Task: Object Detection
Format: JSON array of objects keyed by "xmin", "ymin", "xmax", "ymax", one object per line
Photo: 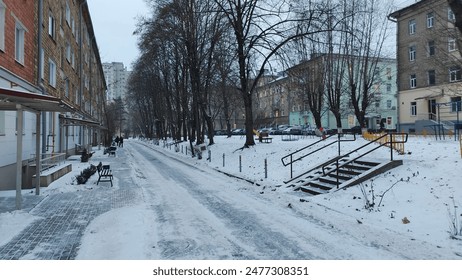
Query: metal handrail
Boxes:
[
  {"xmin": 281, "ymin": 133, "xmax": 357, "ymax": 180},
  {"xmin": 320, "ymin": 133, "xmax": 408, "ymax": 184},
  {"xmin": 281, "ymin": 134, "xmax": 336, "ymax": 166},
  {"xmin": 28, "ymin": 153, "xmax": 66, "ymax": 173},
  {"xmin": 284, "ymin": 132, "xmax": 407, "ymax": 184}
]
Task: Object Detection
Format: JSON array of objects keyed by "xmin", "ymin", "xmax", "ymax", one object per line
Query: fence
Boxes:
[{"xmin": 363, "ymin": 132, "xmax": 406, "ymax": 154}]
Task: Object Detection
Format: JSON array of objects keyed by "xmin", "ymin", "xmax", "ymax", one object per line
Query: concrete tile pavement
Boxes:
[{"xmin": 0, "ymin": 146, "xmax": 141, "ymax": 260}]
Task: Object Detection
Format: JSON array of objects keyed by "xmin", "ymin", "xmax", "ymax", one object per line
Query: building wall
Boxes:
[
  {"xmin": 103, "ymin": 62, "xmax": 130, "ymax": 101},
  {"xmin": 257, "ymin": 56, "xmax": 398, "ymax": 131},
  {"xmin": 0, "ymin": 0, "xmax": 106, "ymax": 190},
  {"xmin": 0, "ymin": 0, "xmax": 36, "ymax": 84},
  {"xmin": 391, "ymin": 0, "xmax": 462, "ymax": 132}
]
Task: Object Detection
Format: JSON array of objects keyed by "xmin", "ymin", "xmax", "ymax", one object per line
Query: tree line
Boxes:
[{"xmin": 124, "ymin": 0, "xmax": 395, "ymax": 151}]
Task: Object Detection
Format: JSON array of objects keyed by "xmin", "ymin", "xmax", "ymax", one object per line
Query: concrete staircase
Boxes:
[{"xmin": 286, "ymin": 158, "xmax": 403, "ymax": 195}]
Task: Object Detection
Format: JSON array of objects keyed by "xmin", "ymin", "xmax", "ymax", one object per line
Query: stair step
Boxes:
[
  {"xmin": 343, "ymin": 163, "xmax": 372, "ymax": 171},
  {"xmin": 327, "ymin": 173, "xmax": 353, "ymax": 181},
  {"xmin": 299, "ymin": 185, "xmax": 328, "ymax": 195},
  {"xmin": 337, "ymin": 168, "xmax": 361, "ymax": 176},
  {"xmin": 319, "ymin": 177, "xmax": 345, "ymax": 185},
  {"xmin": 306, "ymin": 181, "xmax": 335, "ymax": 191},
  {"xmin": 353, "ymin": 160, "xmax": 380, "ymax": 167}
]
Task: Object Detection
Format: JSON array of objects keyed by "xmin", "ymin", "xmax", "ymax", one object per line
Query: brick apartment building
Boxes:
[
  {"xmin": 0, "ymin": 0, "xmax": 106, "ymax": 191},
  {"xmin": 389, "ymin": 0, "xmax": 462, "ymax": 134}
]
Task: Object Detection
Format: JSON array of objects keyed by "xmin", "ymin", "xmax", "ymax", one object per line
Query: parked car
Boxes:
[
  {"xmin": 302, "ymin": 127, "xmax": 316, "ymax": 135},
  {"xmin": 283, "ymin": 126, "xmax": 302, "ymax": 135},
  {"xmin": 231, "ymin": 128, "xmax": 245, "ymax": 135}
]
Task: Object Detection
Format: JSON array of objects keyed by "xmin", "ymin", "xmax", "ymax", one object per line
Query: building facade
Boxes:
[
  {"xmin": 390, "ymin": 0, "xmax": 462, "ymax": 133},
  {"xmin": 103, "ymin": 62, "xmax": 130, "ymax": 101},
  {"xmin": 254, "ymin": 56, "xmax": 398, "ymax": 132},
  {"xmin": 0, "ymin": 0, "xmax": 106, "ymax": 190}
]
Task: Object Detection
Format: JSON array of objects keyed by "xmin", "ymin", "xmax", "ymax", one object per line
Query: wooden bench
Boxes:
[
  {"xmin": 261, "ymin": 137, "xmax": 273, "ymax": 143},
  {"xmin": 96, "ymin": 162, "xmax": 113, "ymax": 187}
]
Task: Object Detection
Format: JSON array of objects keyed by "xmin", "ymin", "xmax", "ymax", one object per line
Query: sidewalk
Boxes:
[{"xmin": 0, "ymin": 146, "xmax": 140, "ymax": 260}]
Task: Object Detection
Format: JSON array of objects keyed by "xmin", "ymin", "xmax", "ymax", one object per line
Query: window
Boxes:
[
  {"xmin": 65, "ymin": 1, "xmax": 71, "ymax": 25},
  {"xmin": 15, "ymin": 22, "xmax": 25, "ymax": 64},
  {"xmin": 386, "ymin": 67, "xmax": 392, "ymax": 80},
  {"xmin": 66, "ymin": 41, "xmax": 71, "ymax": 62},
  {"xmin": 427, "ymin": 40, "xmax": 435, "ymax": 56},
  {"xmin": 387, "ymin": 100, "xmax": 392, "ymax": 109},
  {"xmin": 411, "ymin": 102, "xmax": 417, "ymax": 116},
  {"xmin": 65, "ymin": 78, "xmax": 70, "ymax": 97},
  {"xmin": 410, "ymin": 74, "xmax": 417, "ymax": 88},
  {"xmin": 40, "ymin": 48, "xmax": 45, "ymax": 79},
  {"xmin": 428, "ymin": 70, "xmax": 436, "ymax": 86},
  {"xmin": 427, "ymin": 12, "xmax": 434, "ymax": 28},
  {"xmin": 0, "ymin": 2, "xmax": 5, "ymax": 51},
  {"xmin": 449, "ymin": 37, "xmax": 457, "ymax": 52},
  {"xmin": 450, "ymin": 67, "xmax": 461, "ymax": 82},
  {"xmin": 409, "ymin": 45, "xmax": 416, "ymax": 61},
  {"xmin": 451, "ymin": 97, "xmax": 461, "ymax": 112},
  {"xmin": 49, "ymin": 59, "xmax": 56, "ymax": 87},
  {"xmin": 449, "ymin": 8, "xmax": 456, "ymax": 22},
  {"xmin": 409, "ymin": 19, "xmax": 416, "ymax": 34},
  {"xmin": 48, "ymin": 10, "xmax": 55, "ymax": 39},
  {"xmin": 386, "ymin": 83, "xmax": 392, "ymax": 92}
]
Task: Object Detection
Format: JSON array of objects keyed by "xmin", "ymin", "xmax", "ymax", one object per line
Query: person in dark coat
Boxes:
[
  {"xmin": 114, "ymin": 136, "xmax": 120, "ymax": 147},
  {"xmin": 119, "ymin": 136, "xmax": 123, "ymax": 147}
]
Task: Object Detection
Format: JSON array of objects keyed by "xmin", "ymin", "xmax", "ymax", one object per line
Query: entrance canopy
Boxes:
[
  {"xmin": 0, "ymin": 87, "xmax": 74, "ymax": 112},
  {"xmin": 0, "ymin": 87, "xmax": 74, "ymax": 210}
]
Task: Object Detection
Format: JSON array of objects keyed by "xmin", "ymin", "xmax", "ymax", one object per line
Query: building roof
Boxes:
[{"xmin": 389, "ymin": 0, "xmax": 432, "ymax": 19}]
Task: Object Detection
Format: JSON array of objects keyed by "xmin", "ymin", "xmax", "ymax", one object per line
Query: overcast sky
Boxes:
[
  {"xmin": 87, "ymin": 0, "xmax": 150, "ymax": 70},
  {"xmin": 86, "ymin": 0, "xmax": 416, "ymax": 71}
]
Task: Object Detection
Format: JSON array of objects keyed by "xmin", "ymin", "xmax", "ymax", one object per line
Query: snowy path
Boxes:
[{"xmin": 120, "ymin": 141, "xmax": 457, "ymax": 259}]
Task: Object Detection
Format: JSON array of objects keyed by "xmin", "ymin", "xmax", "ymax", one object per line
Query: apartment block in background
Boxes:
[{"xmin": 390, "ymin": 0, "xmax": 462, "ymax": 134}]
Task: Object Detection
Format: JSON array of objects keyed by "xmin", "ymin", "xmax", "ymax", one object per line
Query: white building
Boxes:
[{"xmin": 103, "ymin": 62, "xmax": 131, "ymax": 101}]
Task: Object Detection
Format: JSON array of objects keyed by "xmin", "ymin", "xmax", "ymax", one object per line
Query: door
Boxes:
[{"xmin": 428, "ymin": 99, "xmax": 437, "ymax": 120}]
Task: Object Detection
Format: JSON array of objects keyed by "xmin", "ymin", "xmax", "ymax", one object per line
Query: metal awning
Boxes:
[
  {"xmin": 0, "ymin": 87, "xmax": 74, "ymax": 210},
  {"xmin": 59, "ymin": 115, "xmax": 101, "ymax": 127},
  {"xmin": 0, "ymin": 87, "xmax": 74, "ymax": 112}
]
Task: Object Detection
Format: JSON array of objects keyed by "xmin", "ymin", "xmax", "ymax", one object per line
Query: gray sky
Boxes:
[
  {"xmin": 86, "ymin": 0, "xmax": 416, "ymax": 71},
  {"xmin": 87, "ymin": 0, "xmax": 150, "ymax": 70}
]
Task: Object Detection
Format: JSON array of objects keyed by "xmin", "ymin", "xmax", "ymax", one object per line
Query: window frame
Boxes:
[
  {"xmin": 427, "ymin": 12, "xmax": 434, "ymax": 28},
  {"xmin": 448, "ymin": 37, "xmax": 457, "ymax": 52},
  {"xmin": 409, "ymin": 45, "xmax": 416, "ymax": 61},
  {"xmin": 48, "ymin": 10, "xmax": 56, "ymax": 39},
  {"xmin": 0, "ymin": 2, "xmax": 5, "ymax": 52},
  {"xmin": 427, "ymin": 40, "xmax": 435, "ymax": 56},
  {"xmin": 449, "ymin": 67, "xmax": 461, "ymax": 82},
  {"xmin": 451, "ymin": 97, "xmax": 461, "ymax": 112},
  {"xmin": 49, "ymin": 59, "xmax": 57, "ymax": 88},
  {"xmin": 410, "ymin": 102, "xmax": 417, "ymax": 116},
  {"xmin": 449, "ymin": 8, "xmax": 456, "ymax": 22},
  {"xmin": 410, "ymin": 74, "xmax": 417, "ymax": 88},
  {"xmin": 428, "ymin": 70, "xmax": 436, "ymax": 86},
  {"xmin": 408, "ymin": 19, "xmax": 416, "ymax": 35},
  {"xmin": 15, "ymin": 21, "xmax": 26, "ymax": 64}
]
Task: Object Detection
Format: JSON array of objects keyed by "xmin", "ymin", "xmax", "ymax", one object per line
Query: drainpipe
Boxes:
[
  {"xmin": 37, "ymin": 0, "xmax": 47, "ymax": 155},
  {"xmin": 36, "ymin": 0, "xmax": 44, "ymax": 196}
]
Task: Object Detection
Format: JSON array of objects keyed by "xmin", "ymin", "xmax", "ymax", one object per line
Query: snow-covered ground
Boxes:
[{"xmin": 1, "ymin": 134, "xmax": 461, "ymax": 261}]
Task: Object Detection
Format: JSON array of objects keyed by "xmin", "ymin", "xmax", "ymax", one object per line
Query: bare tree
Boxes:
[
  {"xmin": 212, "ymin": 0, "xmax": 342, "ymax": 147},
  {"xmin": 344, "ymin": 0, "xmax": 393, "ymax": 128}
]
